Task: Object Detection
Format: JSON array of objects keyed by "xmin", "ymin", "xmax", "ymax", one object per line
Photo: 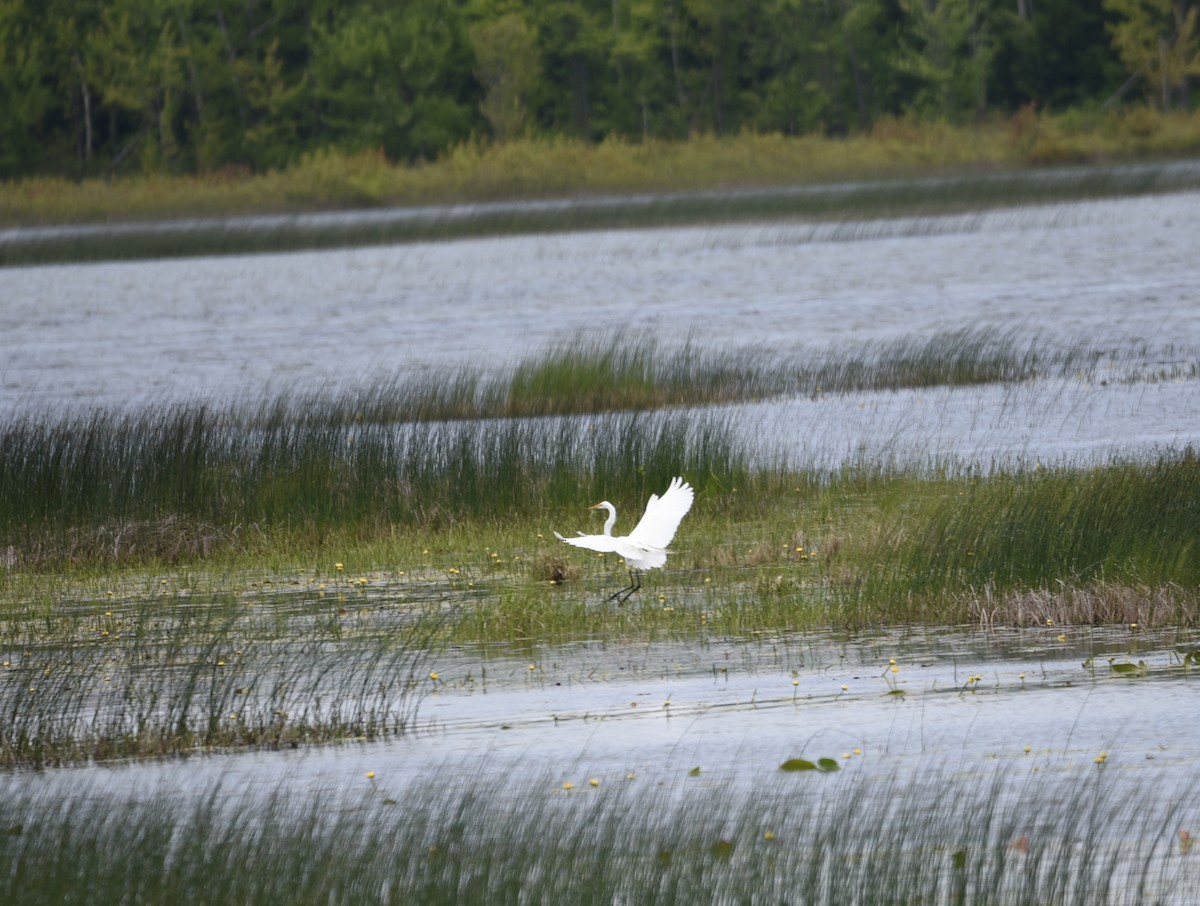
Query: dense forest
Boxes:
[{"xmin": 0, "ymin": 0, "xmax": 1197, "ymax": 180}]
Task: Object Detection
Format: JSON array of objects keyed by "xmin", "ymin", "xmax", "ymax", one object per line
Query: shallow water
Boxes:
[{"xmin": 8, "ymin": 625, "xmax": 1197, "ymax": 797}]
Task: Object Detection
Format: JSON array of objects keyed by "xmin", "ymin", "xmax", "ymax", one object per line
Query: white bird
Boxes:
[{"xmin": 555, "ymin": 477, "xmax": 694, "ymax": 603}]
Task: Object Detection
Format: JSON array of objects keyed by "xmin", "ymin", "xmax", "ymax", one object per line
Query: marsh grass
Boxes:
[
  {"xmin": 897, "ymin": 453, "xmax": 1200, "ymax": 597},
  {"xmin": 2, "ymin": 759, "xmax": 1195, "ymax": 903},
  {"xmin": 0, "ymin": 590, "xmax": 443, "ymax": 768},
  {"xmin": 0, "ymin": 327, "xmax": 1165, "ymax": 570}
]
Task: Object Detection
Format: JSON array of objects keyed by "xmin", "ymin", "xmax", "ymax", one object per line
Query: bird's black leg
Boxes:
[{"xmin": 609, "ymin": 569, "xmax": 641, "ymax": 604}]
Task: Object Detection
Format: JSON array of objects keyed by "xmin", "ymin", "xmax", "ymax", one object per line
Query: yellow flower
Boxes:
[
  {"xmin": 763, "ymin": 830, "xmax": 776, "ymax": 842},
  {"xmin": 1095, "ymin": 752, "xmax": 1108, "ymax": 764},
  {"xmin": 335, "ymin": 562, "xmax": 344, "ymax": 571},
  {"xmin": 562, "ymin": 781, "xmax": 574, "ymax": 790},
  {"xmin": 840, "ymin": 684, "xmax": 849, "ymax": 691},
  {"xmin": 429, "ymin": 672, "xmax": 439, "ymax": 681},
  {"xmin": 589, "ymin": 778, "xmax": 600, "ymax": 788},
  {"xmin": 366, "ymin": 771, "xmax": 376, "ymax": 779}
]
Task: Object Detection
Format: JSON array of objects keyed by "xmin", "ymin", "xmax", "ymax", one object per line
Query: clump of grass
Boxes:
[
  {"xmin": 251, "ymin": 327, "xmax": 1170, "ymax": 428},
  {"xmin": 0, "ymin": 591, "xmax": 443, "ymax": 769},
  {"xmin": 1, "ymin": 759, "xmax": 1195, "ymax": 903},
  {"xmin": 504, "ymin": 332, "xmax": 763, "ymax": 415},
  {"xmin": 967, "ymin": 580, "xmax": 1198, "ymax": 628},
  {"xmin": 897, "ymin": 451, "xmax": 1200, "ymax": 597},
  {"xmin": 0, "ymin": 402, "xmax": 748, "ymax": 569}
]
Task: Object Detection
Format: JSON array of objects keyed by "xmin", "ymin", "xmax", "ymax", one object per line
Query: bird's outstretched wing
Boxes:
[
  {"xmin": 626, "ymin": 477, "xmax": 694, "ymax": 550},
  {"xmin": 554, "ymin": 531, "xmax": 623, "ymax": 553}
]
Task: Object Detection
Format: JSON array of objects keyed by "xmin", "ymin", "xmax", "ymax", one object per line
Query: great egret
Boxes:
[{"xmin": 554, "ymin": 477, "xmax": 694, "ymax": 603}]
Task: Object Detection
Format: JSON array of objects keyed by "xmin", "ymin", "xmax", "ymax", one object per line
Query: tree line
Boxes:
[{"xmin": 0, "ymin": 0, "xmax": 1196, "ymax": 180}]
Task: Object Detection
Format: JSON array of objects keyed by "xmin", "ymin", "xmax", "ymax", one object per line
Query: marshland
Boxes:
[{"xmin": 4, "ymin": 166, "xmax": 1200, "ymax": 903}]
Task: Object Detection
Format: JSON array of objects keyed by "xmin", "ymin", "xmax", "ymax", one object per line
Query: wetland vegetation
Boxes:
[
  {"xmin": 5, "ymin": 181, "xmax": 1199, "ymax": 899},
  {"xmin": 4, "ymin": 759, "xmax": 1197, "ymax": 905},
  {"xmin": 2, "ymin": 331, "xmax": 1197, "ymax": 772}
]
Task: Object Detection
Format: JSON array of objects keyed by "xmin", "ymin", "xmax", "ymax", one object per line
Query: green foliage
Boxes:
[
  {"xmin": 311, "ymin": 2, "xmax": 479, "ymax": 162},
  {"xmin": 1105, "ymin": 0, "xmax": 1200, "ymax": 110},
  {"xmin": 469, "ymin": 11, "xmax": 540, "ymax": 141},
  {"xmin": 0, "ymin": 0, "xmax": 1191, "ymax": 180}
]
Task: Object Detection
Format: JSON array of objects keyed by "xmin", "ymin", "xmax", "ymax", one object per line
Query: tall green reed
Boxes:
[
  {"xmin": 894, "ymin": 450, "xmax": 1200, "ymax": 596},
  {"xmin": 2, "ymin": 759, "xmax": 1193, "ymax": 903},
  {"xmin": 0, "ymin": 402, "xmax": 746, "ymax": 567}
]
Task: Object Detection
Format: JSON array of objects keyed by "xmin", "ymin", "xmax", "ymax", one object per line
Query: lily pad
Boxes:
[{"xmin": 780, "ymin": 758, "xmax": 817, "ymax": 772}]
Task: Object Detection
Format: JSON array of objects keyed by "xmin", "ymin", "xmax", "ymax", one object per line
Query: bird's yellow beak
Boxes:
[{"xmin": 587, "ymin": 503, "xmax": 603, "ymax": 510}]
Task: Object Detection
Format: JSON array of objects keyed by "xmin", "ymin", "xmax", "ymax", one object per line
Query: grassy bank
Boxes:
[
  {"xmin": 2, "ymin": 110, "xmax": 1199, "ymax": 265},
  {"xmin": 5, "ymin": 109, "xmax": 1200, "ymax": 227}
]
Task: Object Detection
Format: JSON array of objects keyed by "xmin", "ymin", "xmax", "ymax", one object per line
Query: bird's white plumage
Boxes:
[{"xmin": 554, "ymin": 477, "xmax": 694, "ymax": 572}]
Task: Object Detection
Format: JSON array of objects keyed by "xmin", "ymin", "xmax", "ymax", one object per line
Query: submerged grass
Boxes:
[
  {"xmin": 0, "ymin": 588, "xmax": 444, "ymax": 768},
  {"xmin": 2, "ymin": 759, "xmax": 1195, "ymax": 903}
]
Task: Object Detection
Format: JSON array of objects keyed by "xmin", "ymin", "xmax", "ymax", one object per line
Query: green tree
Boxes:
[
  {"xmin": 1106, "ymin": 0, "xmax": 1200, "ymax": 108},
  {"xmin": 86, "ymin": 1, "xmax": 191, "ymax": 171},
  {"xmin": 469, "ymin": 11, "xmax": 540, "ymax": 140},
  {"xmin": 311, "ymin": 1, "xmax": 477, "ymax": 161},
  {"xmin": 896, "ymin": 0, "xmax": 996, "ymax": 119},
  {"xmin": 0, "ymin": 0, "xmax": 57, "ymax": 175}
]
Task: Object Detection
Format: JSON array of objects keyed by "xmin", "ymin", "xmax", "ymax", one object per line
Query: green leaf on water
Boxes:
[
  {"xmin": 951, "ymin": 849, "xmax": 968, "ymax": 870},
  {"xmin": 886, "ymin": 689, "xmax": 907, "ymax": 696},
  {"xmin": 780, "ymin": 758, "xmax": 817, "ymax": 772},
  {"xmin": 817, "ymin": 757, "xmax": 841, "ymax": 772},
  {"xmin": 688, "ymin": 766, "xmax": 701, "ymax": 777},
  {"xmin": 1109, "ymin": 661, "xmax": 1145, "ymax": 676},
  {"xmin": 710, "ymin": 839, "xmax": 735, "ymax": 859}
]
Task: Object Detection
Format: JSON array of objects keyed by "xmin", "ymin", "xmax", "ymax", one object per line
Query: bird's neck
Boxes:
[{"xmin": 602, "ymin": 507, "xmax": 617, "ymax": 536}]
